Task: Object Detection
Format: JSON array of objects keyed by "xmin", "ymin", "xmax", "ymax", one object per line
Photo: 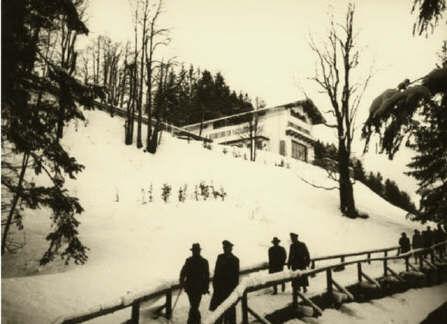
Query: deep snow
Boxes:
[
  {"xmin": 290, "ymin": 283, "xmax": 447, "ymax": 324},
  {"xmin": 2, "ymin": 110, "xmax": 428, "ymax": 323}
]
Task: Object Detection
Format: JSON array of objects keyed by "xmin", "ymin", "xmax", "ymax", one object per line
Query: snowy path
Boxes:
[{"xmin": 81, "ymin": 257, "xmax": 411, "ymax": 323}]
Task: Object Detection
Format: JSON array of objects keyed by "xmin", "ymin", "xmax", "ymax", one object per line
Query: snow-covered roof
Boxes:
[{"xmin": 183, "ymin": 99, "xmax": 326, "ymax": 129}]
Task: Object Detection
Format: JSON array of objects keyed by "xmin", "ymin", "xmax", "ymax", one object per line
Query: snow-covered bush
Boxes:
[
  {"xmin": 148, "ymin": 184, "xmax": 153, "ymax": 203},
  {"xmin": 199, "ymin": 181, "xmax": 210, "ymax": 200},
  {"xmin": 161, "ymin": 184, "xmax": 171, "ymax": 203},
  {"xmin": 194, "ymin": 185, "xmax": 199, "ymax": 201},
  {"xmin": 178, "ymin": 184, "xmax": 187, "ymax": 202}
]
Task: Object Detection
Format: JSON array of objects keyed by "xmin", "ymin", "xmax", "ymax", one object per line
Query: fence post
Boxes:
[
  {"xmin": 367, "ymin": 252, "xmax": 371, "ymax": 264},
  {"xmin": 383, "ymin": 255, "xmax": 388, "ymax": 277},
  {"xmin": 165, "ymin": 290, "xmax": 172, "ymax": 319},
  {"xmin": 339, "ymin": 256, "xmax": 346, "ymax": 271},
  {"xmin": 326, "ymin": 269, "xmax": 333, "ymax": 296},
  {"xmin": 357, "ymin": 262, "xmax": 362, "ymax": 283},
  {"xmin": 130, "ymin": 302, "xmax": 140, "ymax": 324},
  {"xmin": 310, "ymin": 260, "xmax": 316, "ymax": 278},
  {"xmin": 292, "ymin": 284, "xmax": 298, "ymax": 308},
  {"xmin": 241, "ymin": 292, "xmax": 249, "ymax": 324}
]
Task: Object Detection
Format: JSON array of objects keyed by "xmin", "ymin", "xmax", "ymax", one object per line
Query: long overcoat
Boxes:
[
  {"xmin": 268, "ymin": 245, "xmax": 287, "ymax": 273},
  {"xmin": 180, "ymin": 255, "xmax": 210, "ymax": 295},
  {"xmin": 209, "ymin": 253, "xmax": 239, "ymax": 311},
  {"xmin": 287, "ymin": 241, "xmax": 310, "ymax": 287}
]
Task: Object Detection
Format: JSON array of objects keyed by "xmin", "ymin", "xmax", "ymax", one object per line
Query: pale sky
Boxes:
[{"xmin": 81, "ymin": 0, "xmax": 446, "ymax": 200}]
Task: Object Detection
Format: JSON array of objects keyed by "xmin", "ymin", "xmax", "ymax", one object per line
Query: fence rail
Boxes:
[
  {"xmin": 206, "ymin": 240, "xmax": 447, "ymax": 324},
  {"xmin": 56, "ymin": 241, "xmax": 447, "ymax": 324},
  {"xmin": 94, "ymin": 102, "xmax": 212, "ymax": 142}
]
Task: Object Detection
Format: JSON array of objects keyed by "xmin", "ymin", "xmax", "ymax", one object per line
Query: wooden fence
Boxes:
[
  {"xmin": 94, "ymin": 102, "xmax": 211, "ymax": 143},
  {"xmin": 206, "ymin": 240, "xmax": 447, "ymax": 324},
  {"xmin": 56, "ymin": 241, "xmax": 447, "ymax": 324}
]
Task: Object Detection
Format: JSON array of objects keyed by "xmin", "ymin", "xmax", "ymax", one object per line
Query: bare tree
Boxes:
[
  {"xmin": 56, "ymin": 0, "xmax": 88, "ymax": 138},
  {"xmin": 240, "ymin": 97, "xmax": 265, "ymax": 161},
  {"xmin": 148, "ymin": 58, "xmax": 177, "ymax": 153},
  {"xmin": 309, "ymin": 4, "xmax": 371, "ymax": 218},
  {"xmin": 144, "ymin": 0, "xmax": 170, "ymax": 152}
]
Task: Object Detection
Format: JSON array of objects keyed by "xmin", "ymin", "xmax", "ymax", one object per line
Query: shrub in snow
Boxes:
[
  {"xmin": 211, "ymin": 186, "xmax": 227, "ymax": 201},
  {"xmin": 178, "ymin": 184, "xmax": 187, "ymax": 202},
  {"xmin": 161, "ymin": 184, "xmax": 171, "ymax": 203},
  {"xmin": 193, "ymin": 185, "xmax": 199, "ymax": 201},
  {"xmin": 222, "ymin": 147, "xmax": 228, "ymax": 154},
  {"xmin": 147, "ymin": 184, "xmax": 153, "ymax": 203},
  {"xmin": 199, "ymin": 181, "xmax": 210, "ymax": 200}
]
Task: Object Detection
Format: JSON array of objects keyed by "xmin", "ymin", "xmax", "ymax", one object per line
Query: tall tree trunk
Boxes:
[
  {"xmin": 338, "ymin": 141, "xmax": 356, "ymax": 218},
  {"xmin": 145, "ymin": 48, "xmax": 153, "ymax": 151},
  {"xmin": 2, "ymin": 153, "xmax": 29, "ymax": 255}
]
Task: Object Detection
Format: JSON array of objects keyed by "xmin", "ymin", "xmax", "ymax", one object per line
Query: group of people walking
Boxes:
[
  {"xmin": 180, "ymin": 226, "xmax": 447, "ymax": 324},
  {"xmin": 179, "ymin": 233, "xmax": 310, "ymax": 324},
  {"xmin": 398, "ymin": 224, "xmax": 447, "ymax": 261}
]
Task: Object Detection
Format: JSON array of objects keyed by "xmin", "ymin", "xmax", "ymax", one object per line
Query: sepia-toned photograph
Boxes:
[{"xmin": 1, "ymin": 0, "xmax": 447, "ymax": 323}]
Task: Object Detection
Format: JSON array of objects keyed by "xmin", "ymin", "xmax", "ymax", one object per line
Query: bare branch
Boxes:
[{"xmin": 297, "ymin": 175, "xmax": 339, "ymax": 191}]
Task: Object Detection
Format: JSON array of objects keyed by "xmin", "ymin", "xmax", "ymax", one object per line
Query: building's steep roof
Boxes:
[
  {"xmin": 183, "ymin": 98, "xmax": 326, "ymax": 128},
  {"xmin": 283, "ymin": 99, "xmax": 326, "ymax": 125}
]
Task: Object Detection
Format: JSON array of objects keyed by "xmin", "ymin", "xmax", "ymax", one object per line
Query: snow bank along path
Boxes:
[
  {"xmin": 2, "ymin": 110, "xmax": 427, "ymax": 323},
  {"xmin": 288, "ymin": 283, "xmax": 447, "ymax": 324}
]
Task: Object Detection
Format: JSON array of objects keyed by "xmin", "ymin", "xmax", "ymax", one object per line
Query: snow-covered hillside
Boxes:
[{"xmin": 2, "ymin": 110, "xmax": 424, "ymax": 323}]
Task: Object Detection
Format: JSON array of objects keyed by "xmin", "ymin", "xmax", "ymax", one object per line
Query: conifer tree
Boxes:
[{"xmin": 1, "ymin": 0, "xmax": 101, "ymax": 263}]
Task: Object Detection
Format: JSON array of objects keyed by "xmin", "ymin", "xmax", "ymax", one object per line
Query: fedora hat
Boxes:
[
  {"xmin": 190, "ymin": 243, "xmax": 201, "ymax": 251},
  {"xmin": 271, "ymin": 237, "xmax": 281, "ymax": 244}
]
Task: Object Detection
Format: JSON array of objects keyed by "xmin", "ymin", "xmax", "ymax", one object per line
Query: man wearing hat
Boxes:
[
  {"xmin": 180, "ymin": 243, "xmax": 210, "ymax": 324},
  {"xmin": 287, "ymin": 233, "xmax": 310, "ymax": 293},
  {"xmin": 268, "ymin": 237, "xmax": 287, "ymax": 294},
  {"xmin": 209, "ymin": 240, "xmax": 240, "ymax": 324}
]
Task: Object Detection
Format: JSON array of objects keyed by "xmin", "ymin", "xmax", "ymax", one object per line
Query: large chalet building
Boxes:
[{"xmin": 183, "ymin": 99, "xmax": 325, "ymax": 163}]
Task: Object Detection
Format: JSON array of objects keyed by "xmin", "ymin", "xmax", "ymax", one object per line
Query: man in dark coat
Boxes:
[
  {"xmin": 287, "ymin": 233, "xmax": 310, "ymax": 293},
  {"xmin": 422, "ymin": 226, "xmax": 434, "ymax": 248},
  {"xmin": 180, "ymin": 243, "xmax": 210, "ymax": 324},
  {"xmin": 434, "ymin": 224, "xmax": 447, "ymax": 257},
  {"xmin": 422, "ymin": 226, "xmax": 434, "ymax": 259},
  {"xmin": 209, "ymin": 240, "xmax": 239, "ymax": 324},
  {"xmin": 412, "ymin": 229, "xmax": 423, "ymax": 263},
  {"xmin": 268, "ymin": 237, "xmax": 287, "ymax": 294},
  {"xmin": 398, "ymin": 232, "xmax": 411, "ymax": 254}
]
